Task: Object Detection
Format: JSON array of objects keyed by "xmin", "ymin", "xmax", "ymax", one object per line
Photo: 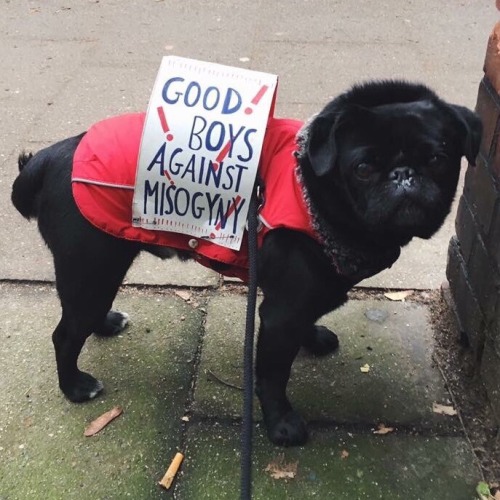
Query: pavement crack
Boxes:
[{"xmin": 172, "ymin": 290, "xmax": 215, "ymax": 499}]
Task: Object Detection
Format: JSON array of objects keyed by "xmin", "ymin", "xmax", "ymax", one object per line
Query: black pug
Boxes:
[{"xmin": 11, "ymin": 80, "xmax": 481, "ymax": 447}]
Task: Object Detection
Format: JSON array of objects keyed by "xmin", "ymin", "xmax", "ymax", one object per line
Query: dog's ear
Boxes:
[
  {"xmin": 450, "ymin": 104, "xmax": 482, "ymax": 165},
  {"xmin": 306, "ymin": 113, "xmax": 338, "ymax": 177},
  {"xmin": 307, "ymin": 105, "xmax": 375, "ymax": 176}
]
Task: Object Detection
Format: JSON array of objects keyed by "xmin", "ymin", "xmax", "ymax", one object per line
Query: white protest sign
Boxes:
[{"xmin": 132, "ymin": 56, "xmax": 278, "ymax": 250}]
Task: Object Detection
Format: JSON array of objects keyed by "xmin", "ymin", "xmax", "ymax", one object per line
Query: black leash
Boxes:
[{"xmin": 240, "ymin": 185, "xmax": 260, "ymax": 500}]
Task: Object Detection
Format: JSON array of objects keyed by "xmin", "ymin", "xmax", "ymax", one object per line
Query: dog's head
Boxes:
[{"xmin": 301, "ymin": 81, "xmax": 482, "ymax": 243}]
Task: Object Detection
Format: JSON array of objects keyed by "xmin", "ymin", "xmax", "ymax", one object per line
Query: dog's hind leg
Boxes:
[
  {"xmin": 51, "ymin": 242, "xmax": 139, "ymax": 402},
  {"xmin": 52, "ymin": 311, "xmax": 104, "ymax": 402},
  {"xmin": 94, "ymin": 310, "xmax": 130, "ymax": 337},
  {"xmin": 20, "ymin": 136, "xmax": 141, "ymax": 401},
  {"xmin": 301, "ymin": 325, "xmax": 339, "ymax": 356}
]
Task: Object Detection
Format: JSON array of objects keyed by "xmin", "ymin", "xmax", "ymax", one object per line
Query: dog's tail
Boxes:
[{"xmin": 11, "ymin": 150, "xmax": 46, "ymax": 219}]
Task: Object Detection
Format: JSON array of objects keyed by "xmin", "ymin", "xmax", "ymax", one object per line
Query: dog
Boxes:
[{"xmin": 11, "ymin": 80, "xmax": 481, "ymax": 447}]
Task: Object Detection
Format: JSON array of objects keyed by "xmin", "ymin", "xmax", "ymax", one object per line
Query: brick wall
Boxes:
[{"xmin": 446, "ymin": 23, "xmax": 500, "ymax": 422}]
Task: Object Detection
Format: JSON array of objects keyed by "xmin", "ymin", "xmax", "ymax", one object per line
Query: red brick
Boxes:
[
  {"xmin": 490, "ymin": 123, "xmax": 500, "ymax": 180},
  {"xmin": 484, "ymin": 22, "xmax": 500, "ymax": 94},
  {"xmin": 487, "ymin": 200, "xmax": 500, "ymax": 270},
  {"xmin": 467, "ymin": 232, "xmax": 500, "ymax": 318},
  {"xmin": 464, "ymin": 153, "xmax": 498, "ymax": 236},
  {"xmin": 455, "ymin": 195, "xmax": 477, "ymax": 265},
  {"xmin": 475, "ymin": 78, "xmax": 500, "ymax": 160},
  {"xmin": 446, "ymin": 237, "xmax": 486, "ymax": 354},
  {"xmin": 489, "ymin": 296, "xmax": 500, "ymax": 355}
]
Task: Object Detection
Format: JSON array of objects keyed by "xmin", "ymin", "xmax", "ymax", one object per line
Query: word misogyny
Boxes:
[{"xmin": 143, "ymin": 180, "xmax": 245, "ymax": 234}]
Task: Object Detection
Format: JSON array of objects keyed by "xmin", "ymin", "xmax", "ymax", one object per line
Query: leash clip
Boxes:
[
  {"xmin": 245, "ymin": 182, "xmax": 265, "ymax": 233},
  {"xmin": 255, "ymin": 181, "xmax": 265, "ymax": 213},
  {"xmin": 255, "ymin": 182, "xmax": 266, "ymax": 232}
]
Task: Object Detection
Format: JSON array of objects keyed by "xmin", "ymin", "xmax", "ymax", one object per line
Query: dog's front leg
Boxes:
[
  {"xmin": 255, "ymin": 302, "xmax": 307, "ymax": 446},
  {"xmin": 255, "ymin": 229, "xmax": 349, "ymax": 446}
]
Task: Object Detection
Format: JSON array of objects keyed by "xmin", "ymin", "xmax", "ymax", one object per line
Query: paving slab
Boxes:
[
  {"xmin": 0, "ymin": 282, "xmax": 202, "ymax": 500},
  {"xmin": 194, "ymin": 295, "xmax": 458, "ymax": 432},
  {"xmin": 175, "ymin": 423, "xmax": 481, "ymax": 499}
]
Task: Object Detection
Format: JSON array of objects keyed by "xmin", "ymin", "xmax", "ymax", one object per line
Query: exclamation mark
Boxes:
[
  {"xmin": 157, "ymin": 106, "xmax": 175, "ymax": 184},
  {"xmin": 245, "ymin": 85, "xmax": 269, "ymax": 114},
  {"xmin": 212, "ymin": 140, "xmax": 232, "ymax": 171},
  {"xmin": 157, "ymin": 106, "xmax": 174, "ymax": 141}
]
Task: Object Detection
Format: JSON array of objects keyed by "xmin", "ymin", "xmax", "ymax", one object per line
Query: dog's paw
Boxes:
[
  {"xmin": 94, "ymin": 311, "xmax": 129, "ymax": 337},
  {"xmin": 61, "ymin": 371, "xmax": 104, "ymax": 402},
  {"xmin": 302, "ymin": 325, "xmax": 339, "ymax": 356},
  {"xmin": 266, "ymin": 410, "xmax": 309, "ymax": 447}
]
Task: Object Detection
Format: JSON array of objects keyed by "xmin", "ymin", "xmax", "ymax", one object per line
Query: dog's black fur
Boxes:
[{"xmin": 12, "ymin": 81, "xmax": 481, "ymax": 447}]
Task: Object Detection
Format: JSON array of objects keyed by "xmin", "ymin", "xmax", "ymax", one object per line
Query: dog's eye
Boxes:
[
  {"xmin": 429, "ymin": 153, "xmax": 447, "ymax": 166},
  {"xmin": 355, "ymin": 163, "xmax": 375, "ymax": 180}
]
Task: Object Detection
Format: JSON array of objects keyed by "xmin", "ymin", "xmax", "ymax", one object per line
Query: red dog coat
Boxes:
[{"xmin": 72, "ymin": 113, "xmax": 317, "ymax": 282}]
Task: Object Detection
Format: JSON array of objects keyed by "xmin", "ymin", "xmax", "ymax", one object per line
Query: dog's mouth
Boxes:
[
  {"xmin": 362, "ymin": 178, "xmax": 443, "ymax": 232},
  {"xmin": 388, "ymin": 200, "xmax": 428, "ymax": 226},
  {"xmin": 388, "ymin": 175, "xmax": 440, "ymax": 204}
]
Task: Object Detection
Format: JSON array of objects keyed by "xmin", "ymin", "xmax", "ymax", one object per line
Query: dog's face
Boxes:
[{"xmin": 304, "ymin": 82, "xmax": 482, "ymax": 242}]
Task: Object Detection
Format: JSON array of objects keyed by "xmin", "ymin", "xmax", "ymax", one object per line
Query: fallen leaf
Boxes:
[
  {"xmin": 476, "ymin": 481, "xmax": 491, "ymax": 499},
  {"xmin": 84, "ymin": 406, "xmax": 123, "ymax": 437},
  {"xmin": 175, "ymin": 290, "xmax": 191, "ymax": 301},
  {"xmin": 373, "ymin": 423, "xmax": 394, "ymax": 435},
  {"xmin": 360, "ymin": 363, "xmax": 370, "ymax": 373},
  {"xmin": 265, "ymin": 455, "xmax": 298, "ymax": 480},
  {"xmin": 432, "ymin": 402, "xmax": 457, "ymax": 416},
  {"xmin": 340, "ymin": 449, "xmax": 349, "ymax": 459},
  {"xmin": 384, "ymin": 290, "xmax": 413, "ymax": 301}
]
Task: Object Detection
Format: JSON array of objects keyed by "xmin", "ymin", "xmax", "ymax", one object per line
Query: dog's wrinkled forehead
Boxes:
[
  {"xmin": 338, "ymin": 99, "xmax": 447, "ymax": 153},
  {"xmin": 355, "ymin": 99, "xmax": 442, "ymax": 134},
  {"xmin": 296, "ymin": 98, "xmax": 444, "ymax": 158},
  {"xmin": 372, "ymin": 99, "xmax": 443, "ymax": 131},
  {"xmin": 372, "ymin": 99, "xmax": 435, "ymax": 116}
]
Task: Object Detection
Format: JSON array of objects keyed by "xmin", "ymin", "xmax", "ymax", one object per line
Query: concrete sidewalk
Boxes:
[
  {"xmin": 0, "ymin": 1, "xmax": 495, "ymax": 498},
  {"xmin": 0, "ymin": 282, "xmax": 482, "ymax": 499}
]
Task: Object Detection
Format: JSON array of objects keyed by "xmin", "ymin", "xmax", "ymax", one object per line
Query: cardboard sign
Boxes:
[{"xmin": 132, "ymin": 56, "xmax": 278, "ymax": 250}]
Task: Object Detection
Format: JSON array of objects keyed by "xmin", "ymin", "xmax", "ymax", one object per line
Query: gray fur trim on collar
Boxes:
[
  {"xmin": 294, "ymin": 115, "xmax": 316, "ymax": 162},
  {"xmin": 293, "ymin": 125, "xmax": 400, "ymax": 283}
]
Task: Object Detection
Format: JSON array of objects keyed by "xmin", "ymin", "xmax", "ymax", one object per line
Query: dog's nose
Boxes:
[{"xmin": 389, "ymin": 166, "xmax": 415, "ymax": 182}]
